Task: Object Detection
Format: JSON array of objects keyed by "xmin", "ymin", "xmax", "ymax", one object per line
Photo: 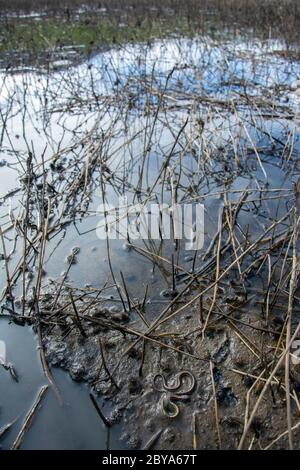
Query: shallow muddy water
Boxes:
[
  {"xmin": 0, "ymin": 319, "xmax": 126, "ymax": 449},
  {"xmin": 1, "ymin": 36, "xmax": 300, "ymax": 449}
]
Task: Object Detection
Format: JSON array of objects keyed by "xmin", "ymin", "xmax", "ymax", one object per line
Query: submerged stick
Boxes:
[
  {"xmin": 33, "ymin": 288, "xmax": 62, "ymax": 405},
  {"xmin": 142, "ymin": 429, "xmax": 163, "ymax": 450},
  {"xmin": 11, "ymin": 385, "xmax": 48, "ymax": 450},
  {"xmin": 0, "ymin": 417, "xmax": 18, "ymax": 440},
  {"xmin": 89, "ymin": 393, "xmax": 111, "ymax": 428}
]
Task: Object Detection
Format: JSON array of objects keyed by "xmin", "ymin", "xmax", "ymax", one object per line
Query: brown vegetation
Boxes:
[{"xmin": 1, "ymin": 1, "xmax": 300, "ymax": 42}]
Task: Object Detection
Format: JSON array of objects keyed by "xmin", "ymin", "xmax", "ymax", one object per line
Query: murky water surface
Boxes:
[{"xmin": 1, "ymin": 37, "xmax": 300, "ymax": 449}]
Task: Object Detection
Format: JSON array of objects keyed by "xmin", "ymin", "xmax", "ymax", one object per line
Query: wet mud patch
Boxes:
[{"xmin": 35, "ymin": 264, "xmax": 300, "ymax": 450}]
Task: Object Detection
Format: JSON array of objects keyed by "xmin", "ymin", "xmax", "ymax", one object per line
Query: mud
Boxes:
[{"xmin": 40, "ymin": 280, "xmax": 300, "ymax": 450}]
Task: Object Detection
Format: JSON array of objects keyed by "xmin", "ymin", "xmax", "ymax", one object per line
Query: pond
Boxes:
[{"xmin": 1, "ymin": 35, "xmax": 300, "ymax": 450}]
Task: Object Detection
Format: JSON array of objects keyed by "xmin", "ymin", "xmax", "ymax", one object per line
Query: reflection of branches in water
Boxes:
[{"xmin": 0, "ymin": 37, "xmax": 300, "ymax": 449}]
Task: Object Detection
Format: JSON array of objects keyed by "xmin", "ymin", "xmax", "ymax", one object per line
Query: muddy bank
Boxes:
[{"xmin": 40, "ymin": 267, "xmax": 300, "ymax": 450}]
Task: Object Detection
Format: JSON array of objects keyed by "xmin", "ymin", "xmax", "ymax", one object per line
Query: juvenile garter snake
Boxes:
[{"xmin": 153, "ymin": 371, "xmax": 196, "ymax": 418}]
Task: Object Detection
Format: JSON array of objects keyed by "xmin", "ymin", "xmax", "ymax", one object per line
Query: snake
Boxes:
[{"xmin": 153, "ymin": 371, "xmax": 196, "ymax": 419}]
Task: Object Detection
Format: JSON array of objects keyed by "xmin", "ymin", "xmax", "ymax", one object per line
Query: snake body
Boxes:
[{"xmin": 153, "ymin": 371, "xmax": 196, "ymax": 418}]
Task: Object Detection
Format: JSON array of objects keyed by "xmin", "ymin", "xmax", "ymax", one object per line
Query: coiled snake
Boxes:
[{"xmin": 153, "ymin": 371, "xmax": 196, "ymax": 418}]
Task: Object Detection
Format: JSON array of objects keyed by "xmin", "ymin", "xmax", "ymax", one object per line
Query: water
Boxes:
[
  {"xmin": 0, "ymin": 319, "xmax": 127, "ymax": 449},
  {"xmin": 1, "ymin": 36, "xmax": 300, "ymax": 449}
]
